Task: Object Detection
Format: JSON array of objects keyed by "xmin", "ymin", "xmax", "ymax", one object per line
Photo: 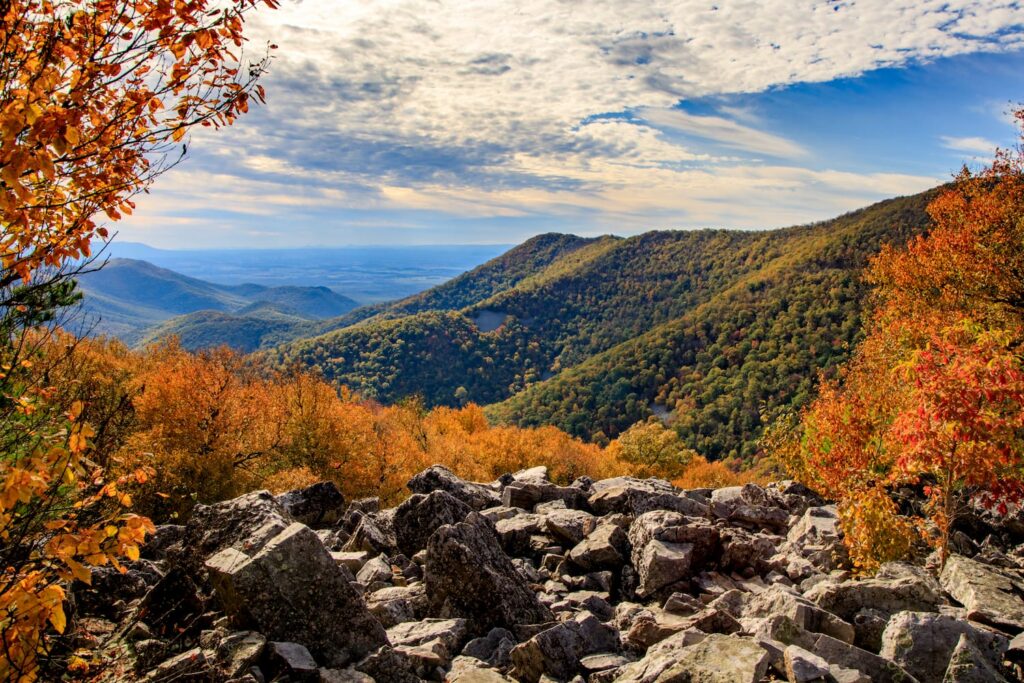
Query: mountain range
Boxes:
[
  {"xmin": 262, "ymin": 189, "xmax": 938, "ymax": 463},
  {"xmin": 74, "ymin": 258, "xmax": 359, "ymax": 349},
  {"xmin": 76, "ymin": 188, "xmax": 939, "ymax": 462}
]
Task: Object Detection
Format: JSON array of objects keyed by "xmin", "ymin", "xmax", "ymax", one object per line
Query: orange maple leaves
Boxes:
[
  {"xmin": 783, "ymin": 107, "xmax": 1024, "ymax": 568},
  {"xmin": 0, "ymin": 0, "xmax": 275, "ymax": 287}
]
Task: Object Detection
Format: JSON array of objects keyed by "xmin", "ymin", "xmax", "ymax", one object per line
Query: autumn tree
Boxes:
[
  {"xmin": 781, "ymin": 107, "xmax": 1024, "ymax": 568},
  {"xmin": 0, "ymin": 0, "xmax": 275, "ymax": 678},
  {"xmin": 607, "ymin": 420, "xmax": 695, "ymax": 480}
]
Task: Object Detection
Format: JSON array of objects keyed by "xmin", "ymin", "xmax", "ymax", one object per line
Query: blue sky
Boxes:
[{"xmin": 116, "ymin": 0, "xmax": 1024, "ymax": 248}]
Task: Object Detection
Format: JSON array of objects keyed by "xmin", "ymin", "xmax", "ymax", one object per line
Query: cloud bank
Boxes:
[{"xmin": 120, "ymin": 0, "xmax": 1024, "ymax": 245}]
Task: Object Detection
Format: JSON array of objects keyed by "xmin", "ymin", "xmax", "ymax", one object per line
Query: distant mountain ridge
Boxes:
[
  {"xmin": 75, "ymin": 258, "xmax": 359, "ymax": 347},
  {"xmin": 263, "ymin": 188, "xmax": 939, "ymax": 462}
]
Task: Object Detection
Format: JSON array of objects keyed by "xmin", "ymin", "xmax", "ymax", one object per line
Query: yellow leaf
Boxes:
[
  {"xmin": 124, "ymin": 544, "xmax": 140, "ymax": 561},
  {"xmin": 66, "ymin": 559, "xmax": 92, "ymax": 584},
  {"xmin": 49, "ymin": 606, "xmax": 67, "ymax": 634}
]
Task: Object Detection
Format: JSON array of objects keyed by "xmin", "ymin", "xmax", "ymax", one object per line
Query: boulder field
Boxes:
[{"xmin": 76, "ymin": 468, "xmax": 1024, "ymax": 682}]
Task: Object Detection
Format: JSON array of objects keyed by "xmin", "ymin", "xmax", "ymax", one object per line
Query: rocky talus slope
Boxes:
[{"xmin": 77, "ymin": 467, "xmax": 1024, "ymax": 682}]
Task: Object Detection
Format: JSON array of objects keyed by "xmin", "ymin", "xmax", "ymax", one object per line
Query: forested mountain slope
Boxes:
[
  {"xmin": 268, "ymin": 190, "xmax": 937, "ymax": 459},
  {"xmin": 490, "ymin": 190, "xmax": 937, "ymax": 461}
]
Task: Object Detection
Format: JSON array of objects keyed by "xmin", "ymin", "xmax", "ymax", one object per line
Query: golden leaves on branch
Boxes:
[{"xmin": 0, "ymin": 0, "xmax": 276, "ymax": 286}]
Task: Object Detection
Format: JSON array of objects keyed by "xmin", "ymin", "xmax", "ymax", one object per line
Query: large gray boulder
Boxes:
[
  {"xmin": 183, "ymin": 490, "xmax": 292, "ymax": 566},
  {"xmin": 365, "ymin": 584, "xmax": 429, "ymax": 627},
  {"xmin": 812, "ymin": 634, "xmax": 920, "ymax": 683},
  {"xmin": 589, "ymin": 478, "xmax": 708, "ymax": 517},
  {"xmin": 394, "ymin": 490, "xmax": 473, "ymax": 556},
  {"xmin": 777, "ymin": 505, "xmax": 848, "ymax": 575},
  {"xmin": 386, "ymin": 618, "xmax": 469, "ymax": 676},
  {"xmin": 205, "ymin": 522, "xmax": 388, "ymax": 667},
  {"xmin": 275, "ymin": 481, "xmax": 346, "ymax": 528},
  {"xmin": 543, "ymin": 508, "xmax": 596, "ymax": 545},
  {"xmin": 424, "ymin": 513, "xmax": 553, "ymax": 632},
  {"xmin": 940, "ymin": 554, "xmax": 1024, "ymax": 631},
  {"xmin": 878, "ymin": 611, "xmax": 1008, "ymax": 682},
  {"xmin": 629, "ymin": 511, "xmax": 720, "ymax": 597},
  {"xmin": 745, "ymin": 585, "xmax": 855, "ymax": 644},
  {"xmin": 407, "ymin": 465, "xmax": 501, "ymax": 510},
  {"xmin": 784, "ymin": 645, "xmax": 831, "ymax": 682},
  {"xmin": 567, "ymin": 523, "xmax": 630, "ymax": 570},
  {"xmin": 806, "ymin": 562, "xmax": 944, "ymax": 623},
  {"xmin": 509, "ymin": 612, "xmax": 619, "ymax": 683},
  {"xmin": 944, "ymin": 632, "xmax": 1010, "ymax": 682},
  {"xmin": 613, "ymin": 628, "xmax": 709, "ymax": 682},
  {"xmin": 710, "ymin": 484, "xmax": 790, "ymax": 532}
]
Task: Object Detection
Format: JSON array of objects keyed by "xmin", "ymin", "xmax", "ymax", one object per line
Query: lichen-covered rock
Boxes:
[
  {"xmin": 943, "ymin": 632, "xmax": 1009, "ymax": 682},
  {"xmin": 341, "ymin": 513, "xmax": 397, "ymax": 555},
  {"xmin": 543, "ymin": 508, "xmax": 596, "ymax": 546},
  {"xmin": 215, "ymin": 631, "xmax": 265, "ymax": 679},
  {"xmin": 812, "ymin": 633, "xmax": 920, "ymax": 683},
  {"xmin": 567, "ymin": 523, "xmax": 629, "ymax": 570},
  {"xmin": 448, "ymin": 655, "xmax": 517, "ymax": 682},
  {"xmin": 424, "ymin": 513, "xmax": 552, "ymax": 632},
  {"xmin": 806, "ymin": 562, "xmax": 944, "ymax": 623},
  {"xmin": 509, "ymin": 612, "xmax": 619, "ymax": 683},
  {"xmin": 264, "ymin": 641, "xmax": 318, "ymax": 682},
  {"xmin": 878, "ymin": 611, "xmax": 1007, "ymax": 682},
  {"xmin": 365, "ymin": 584, "xmax": 429, "ymax": 627},
  {"xmin": 589, "ymin": 478, "xmax": 708, "ymax": 517},
  {"xmin": 142, "ymin": 647, "xmax": 210, "ymax": 682},
  {"xmin": 205, "ymin": 522, "xmax": 388, "ymax": 667},
  {"xmin": 648, "ymin": 633, "xmax": 770, "ymax": 683},
  {"xmin": 387, "ymin": 618, "xmax": 469, "ymax": 675},
  {"xmin": 711, "ymin": 484, "xmax": 791, "ymax": 532},
  {"xmin": 784, "ymin": 644, "xmax": 831, "ymax": 682},
  {"xmin": 745, "ymin": 585, "xmax": 855, "ymax": 644},
  {"xmin": 394, "ymin": 490, "xmax": 473, "ymax": 556},
  {"xmin": 613, "ymin": 628, "xmax": 708, "ymax": 682},
  {"xmin": 940, "ymin": 554, "xmax": 1024, "ymax": 631},
  {"xmin": 628, "ymin": 511, "xmax": 720, "ymax": 597},
  {"xmin": 183, "ymin": 490, "xmax": 292, "ymax": 567}
]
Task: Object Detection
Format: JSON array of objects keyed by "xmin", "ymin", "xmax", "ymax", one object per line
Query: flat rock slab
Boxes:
[
  {"xmin": 940, "ymin": 554, "xmax": 1024, "ymax": 632},
  {"xmin": 653, "ymin": 633, "xmax": 770, "ymax": 683}
]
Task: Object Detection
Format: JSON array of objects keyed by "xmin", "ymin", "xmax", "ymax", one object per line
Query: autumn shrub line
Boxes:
[{"xmin": 22, "ymin": 335, "xmax": 756, "ymax": 523}]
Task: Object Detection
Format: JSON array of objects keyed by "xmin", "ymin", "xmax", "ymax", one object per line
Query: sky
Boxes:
[{"xmin": 116, "ymin": 0, "xmax": 1024, "ymax": 248}]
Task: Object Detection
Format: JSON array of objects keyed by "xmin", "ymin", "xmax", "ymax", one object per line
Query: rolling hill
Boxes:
[
  {"xmin": 75, "ymin": 258, "xmax": 359, "ymax": 347},
  {"xmin": 266, "ymin": 188, "xmax": 939, "ymax": 462}
]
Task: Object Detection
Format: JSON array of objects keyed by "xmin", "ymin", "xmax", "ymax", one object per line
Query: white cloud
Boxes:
[
  {"xmin": 941, "ymin": 135, "xmax": 1000, "ymax": 155},
  {"xmin": 637, "ymin": 108, "xmax": 808, "ymax": 159},
  {"xmin": 117, "ymin": 0, "xmax": 1024, "ymax": 244}
]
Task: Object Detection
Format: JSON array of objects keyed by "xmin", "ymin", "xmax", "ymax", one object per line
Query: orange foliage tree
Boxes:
[
  {"xmin": 781, "ymin": 107, "xmax": 1024, "ymax": 568},
  {"xmin": 0, "ymin": 0, "xmax": 275, "ymax": 678},
  {"xmin": 0, "ymin": 0, "xmax": 275, "ymax": 288}
]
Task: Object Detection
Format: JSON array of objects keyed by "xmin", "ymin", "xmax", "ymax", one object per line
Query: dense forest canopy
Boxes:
[{"xmin": 267, "ymin": 190, "xmax": 937, "ymax": 464}]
